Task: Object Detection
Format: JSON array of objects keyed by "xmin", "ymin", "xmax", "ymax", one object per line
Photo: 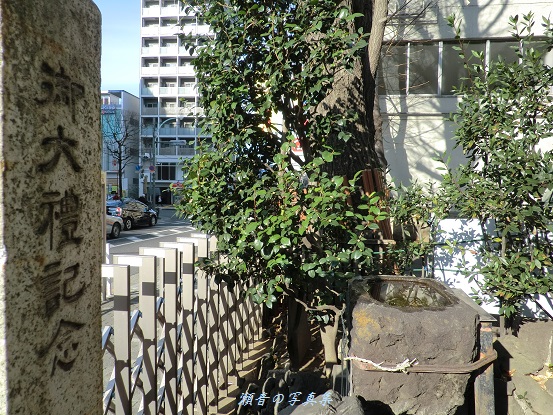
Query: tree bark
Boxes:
[{"xmin": 316, "ymin": 0, "xmax": 388, "ymax": 179}]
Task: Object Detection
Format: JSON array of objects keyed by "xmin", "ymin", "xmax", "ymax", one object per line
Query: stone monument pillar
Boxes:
[{"xmin": 0, "ymin": 1, "xmax": 102, "ymax": 413}]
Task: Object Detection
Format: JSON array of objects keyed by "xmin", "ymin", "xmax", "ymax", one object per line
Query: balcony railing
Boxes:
[
  {"xmin": 178, "ymin": 66, "xmax": 195, "ymax": 76},
  {"xmin": 158, "ymin": 126, "xmax": 177, "ymax": 136},
  {"xmin": 141, "ymin": 107, "xmax": 205, "ymax": 118},
  {"xmin": 141, "ymin": 66, "xmax": 159, "ymax": 76},
  {"xmin": 178, "ymin": 47, "xmax": 196, "ymax": 57},
  {"xmin": 178, "ymin": 127, "xmax": 199, "ymax": 136},
  {"xmin": 178, "ymin": 86, "xmax": 196, "ymax": 95},
  {"xmin": 141, "ymin": 6, "xmax": 160, "ymax": 17},
  {"xmin": 159, "ymin": 25, "xmax": 179, "ymax": 36},
  {"xmin": 141, "ymin": 87, "xmax": 158, "ymax": 96},
  {"xmin": 141, "ymin": 46, "xmax": 159, "ymax": 56},
  {"xmin": 160, "ymin": 5, "xmax": 179, "ymax": 16},
  {"xmin": 141, "ymin": 107, "xmax": 159, "ymax": 115},
  {"xmin": 177, "ymin": 145, "xmax": 196, "ymax": 156},
  {"xmin": 159, "ymin": 86, "xmax": 178, "ymax": 95},
  {"xmin": 141, "ymin": 126, "xmax": 155, "ymax": 136},
  {"xmin": 159, "ymin": 66, "xmax": 178, "ymax": 75},
  {"xmin": 141, "ymin": 26, "xmax": 160, "ymax": 36},
  {"xmin": 160, "ymin": 46, "xmax": 179, "ymax": 55},
  {"xmin": 141, "ymin": 128, "xmax": 205, "ymax": 139}
]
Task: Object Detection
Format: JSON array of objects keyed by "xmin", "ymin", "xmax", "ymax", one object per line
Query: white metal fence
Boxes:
[{"xmin": 102, "ymin": 235, "xmax": 263, "ymax": 414}]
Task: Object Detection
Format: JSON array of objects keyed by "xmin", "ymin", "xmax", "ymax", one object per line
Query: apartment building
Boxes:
[
  {"xmin": 139, "ymin": 0, "xmax": 210, "ymax": 205},
  {"xmin": 101, "ymin": 90, "xmax": 140, "ymax": 198},
  {"xmin": 380, "ymin": 0, "xmax": 553, "ymax": 187}
]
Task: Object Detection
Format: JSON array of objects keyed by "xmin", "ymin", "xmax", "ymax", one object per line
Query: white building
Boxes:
[
  {"xmin": 139, "ymin": 0, "xmax": 210, "ymax": 205},
  {"xmin": 101, "ymin": 90, "xmax": 140, "ymax": 198},
  {"xmin": 378, "ymin": 0, "xmax": 553, "ymax": 314},
  {"xmin": 380, "ymin": 0, "xmax": 553, "ymax": 186}
]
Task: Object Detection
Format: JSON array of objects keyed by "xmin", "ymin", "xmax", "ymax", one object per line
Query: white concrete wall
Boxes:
[
  {"xmin": 386, "ymin": 0, "xmax": 553, "ymax": 42},
  {"xmin": 382, "ymin": 0, "xmax": 553, "ymax": 186},
  {"xmin": 433, "ymin": 219, "xmax": 553, "ymax": 318}
]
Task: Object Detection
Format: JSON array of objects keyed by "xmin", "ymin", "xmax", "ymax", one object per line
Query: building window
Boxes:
[
  {"xmin": 489, "ymin": 41, "xmax": 519, "ymax": 63},
  {"xmin": 379, "ymin": 39, "xmax": 522, "ymax": 96},
  {"xmin": 409, "ymin": 42, "xmax": 439, "ymax": 94},
  {"xmin": 442, "ymin": 41, "xmax": 486, "ymax": 94},
  {"xmin": 157, "ymin": 163, "xmax": 176, "ymax": 181},
  {"xmin": 379, "ymin": 44, "xmax": 407, "ymax": 95}
]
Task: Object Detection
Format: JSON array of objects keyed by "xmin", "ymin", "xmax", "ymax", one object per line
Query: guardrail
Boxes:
[{"xmin": 101, "ymin": 235, "xmax": 263, "ymax": 414}]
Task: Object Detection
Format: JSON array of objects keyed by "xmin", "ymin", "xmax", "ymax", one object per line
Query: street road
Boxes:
[{"xmin": 106, "ymin": 207, "xmax": 195, "ymax": 258}]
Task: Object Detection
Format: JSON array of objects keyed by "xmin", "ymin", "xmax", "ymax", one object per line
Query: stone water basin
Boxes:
[{"xmin": 348, "ymin": 276, "xmax": 480, "ymax": 415}]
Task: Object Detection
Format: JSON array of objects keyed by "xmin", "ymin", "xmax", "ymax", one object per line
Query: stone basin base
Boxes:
[{"xmin": 348, "ymin": 276, "xmax": 479, "ymax": 415}]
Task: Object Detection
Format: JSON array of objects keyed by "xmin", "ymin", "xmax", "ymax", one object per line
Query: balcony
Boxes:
[
  {"xmin": 142, "ymin": 107, "xmax": 159, "ymax": 115},
  {"xmin": 142, "ymin": 6, "xmax": 160, "ymax": 17},
  {"xmin": 159, "ymin": 86, "xmax": 178, "ymax": 95},
  {"xmin": 141, "ymin": 126, "xmax": 155, "ymax": 136},
  {"xmin": 196, "ymin": 25, "xmax": 211, "ymax": 36},
  {"xmin": 181, "ymin": 25, "xmax": 198, "ymax": 36},
  {"xmin": 178, "ymin": 127, "xmax": 196, "ymax": 136},
  {"xmin": 159, "ymin": 25, "xmax": 179, "ymax": 36},
  {"xmin": 141, "ymin": 86, "xmax": 159, "ymax": 96},
  {"xmin": 141, "ymin": 127, "xmax": 205, "ymax": 139},
  {"xmin": 141, "ymin": 66, "xmax": 159, "ymax": 76},
  {"xmin": 158, "ymin": 127, "xmax": 177, "ymax": 136},
  {"xmin": 178, "ymin": 86, "xmax": 196, "ymax": 96},
  {"xmin": 178, "ymin": 66, "xmax": 195, "ymax": 76},
  {"xmin": 178, "ymin": 47, "xmax": 196, "ymax": 57},
  {"xmin": 159, "ymin": 66, "xmax": 178, "ymax": 75},
  {"xmin": 142, "ymin": 46, "xmax": 160, "ymax": 56},
  {"xmin": 160, "ymin": 5, "xmax": 179, "ymax": 16},
  {"xmin": 177, "ymin": 145, "xmax": 196, "ymax": 157},
  {"xmin": 158, "ymin": 142, "xmax": 196, "ymax": 157},
  {"xmin": 141, "ymin": 26, "xmax": 160, "ymax": 36},
  {"xmin": 160, "ymin": 46, "xmax": 179, "ymax": 55},
  {"xmin": 159, "ymin": 107, "xmax": 179, "ymax": 116}
]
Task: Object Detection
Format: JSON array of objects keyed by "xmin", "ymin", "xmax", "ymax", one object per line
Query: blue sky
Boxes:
[{"xmin": 93, "ymin": 0, "xmax": 141, "ymax": 97}]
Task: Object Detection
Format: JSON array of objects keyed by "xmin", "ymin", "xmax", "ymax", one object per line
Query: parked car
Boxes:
[
  {"xmin": 106, "ymin": 213, "xmax": 123, "ymax": 239},
  {"xmin": 106, "ymin": 198, "xmax": 158, "ymax": 230}
]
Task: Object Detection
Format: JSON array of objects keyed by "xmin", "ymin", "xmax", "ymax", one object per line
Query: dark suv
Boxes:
[{"xmin": 106, "ymin": 198, "xmax": 158, "ymax": 230}]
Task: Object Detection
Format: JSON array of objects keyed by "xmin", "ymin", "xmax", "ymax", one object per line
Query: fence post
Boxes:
[
  {"xmin": 107, "ymin": 264, "xmax": 132, "ymax": 415},
  {"xmin": 217, "ymin": 278, "xmax": 231, "ymax": 395},
  {"xmin": 220, "ymin": 255, "xmax": 239, "ymax": 392},
  {"xmin": 102, "ymin": 243, "xmax": 112, "ymax": 301},
  {"xmin": 234, "ymin": 282, "xmax": 245, "ymax": 372},
  {"xmin": 113, "ymin": 255, "xmax": 158, "ymax": 415},
  {"xmin": 175, "ymin": 242, "xmax": 196, "ymax": 415},
  {"xmin": 140, "ymin": 247, "xmax": 179, "ymax": 415},
  {"xmin": 187, "ymin": 233, "xmax": 210, "ymax": 258},
  {"xmin": 194, "ymin": 264, "xmax": 208, "ymax": 413},
  {"xmin": 208, "ymin": 272, "xmax": 220, "ymax": 413}
]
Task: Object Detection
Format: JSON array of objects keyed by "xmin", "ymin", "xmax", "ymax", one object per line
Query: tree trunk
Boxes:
[
  {"xmin": 317, "ymin": 0, "xmax": 388, "ymax": 179},
  {"xmin": 320, "ymin": 316, "xmax": 340, "ymax": 377}
]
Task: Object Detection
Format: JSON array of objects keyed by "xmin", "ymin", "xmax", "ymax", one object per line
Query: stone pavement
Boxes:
[{"xmin": 494, "ymin": 320, "xmax": 553, "ymax": 414}]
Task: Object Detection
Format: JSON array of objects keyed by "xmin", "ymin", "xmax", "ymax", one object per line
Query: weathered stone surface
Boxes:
[
  {"xmin": 349, "ymin": 277, "xmax": 479, "ymax": 415},
  {"xmin": 0, "ymin": 1, "xmax": 102, "ymax": 413}
]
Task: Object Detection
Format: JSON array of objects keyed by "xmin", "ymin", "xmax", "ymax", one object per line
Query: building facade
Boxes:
[
  {"xmin": 380, "ymin": 0, "xmax": 553, "ymax": 187},
  {"xmin": 378, "ymin": 0, "xmax": 553, "ymax": 314},
  {"xmin": 139, "ymin": 0, "xmax": 210, "ymax": 205},
  {"xmin": 101, "ymin": 90, "xmax": 140, "ymax": 198}
]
